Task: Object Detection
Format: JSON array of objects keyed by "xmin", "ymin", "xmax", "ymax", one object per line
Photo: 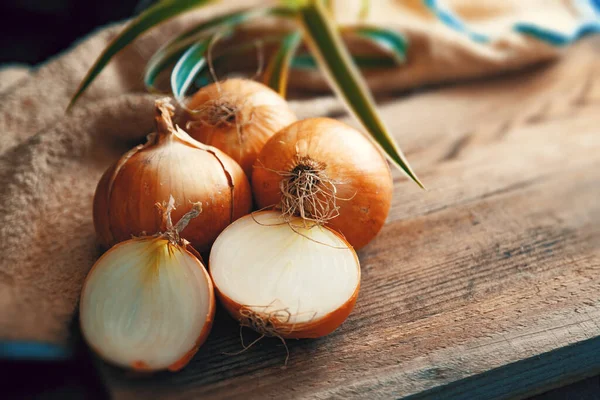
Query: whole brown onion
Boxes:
[
  {"xmin": 93, "ymin": 99, "xmax": 252, "ymax": 252},
  {"xmin": 184, "ymin": 79, "xmax": 297, "ymax": 177},
  {"xmin": 252, "ymin": 117, "xmax": 393, "ymax": 250}
]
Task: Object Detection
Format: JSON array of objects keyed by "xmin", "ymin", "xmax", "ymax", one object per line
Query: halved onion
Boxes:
[
  {"xmin": 80, "ymin": 236, "xmax": 215, "ymax": 371},
  {"xmin": 210, "ymin": 211, "xmax": 360, "ymax": 339}
]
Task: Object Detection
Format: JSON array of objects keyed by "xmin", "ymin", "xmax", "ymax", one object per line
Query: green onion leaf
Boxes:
[
  {"xmin": 263, "ymin": 31, "xmax": 303, "ymax": 97},
  {"xmin": 145, "ymin": 6, "xmax": 294, "ymax": 92},
  {"xmin": 298, "ymin": 0, "xmax": 423, "ymax": 188},
  {"xmin": 145, "ymin": 9, "xmax": 262, "ymax": 92},
  {"xmin": 345, "ymin": 26, "xmax": 407, "ymax": 65},
  {"xmin": 171, "ymin": 34, "xmax": 220, "ymax": 105},
  {"xmin": 292, "ymin": 26, "xmax": 407, "ymax": 69},
  {"xmin": 68, "ymin": 0, "xmax": 216, "ymax": 110}
]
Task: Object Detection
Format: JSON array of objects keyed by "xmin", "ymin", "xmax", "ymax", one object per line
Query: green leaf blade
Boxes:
[
  {"xmin": 298, "ymin": 0, "xmax": 423, "ymax": 188},
  {"xmin": 145, "ymin": 41, "xmax": 191, "ymax": 92},
  {"xmin": 348, "ymin": 26, "xmax": 407, "ymax": 65},
  {"xmin": 171, "ymin": 35, "xmax": 216, "ymax": 103},
  {"xmin": 144, "ymin": 6, "xmax": 293, "ymax": 92},
  {"xmin": 145, "ymin": 9, "xmax": 253, "ymax": 91},
  {"xmin": 291, "ymin": 25, "xmax": 407, "ymax": 70},
  {"xmin": 68, "ymin": 0, "xmax": 215, "ymax": 110},
  {"xmin": 263, "ymin": 31, "xmax": 303, "ymax": 97}
]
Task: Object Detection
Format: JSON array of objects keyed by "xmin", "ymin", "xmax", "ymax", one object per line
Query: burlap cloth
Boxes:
[{"xmin": 0, "ymin": 0, "xmax": 595, "ymax": 353}]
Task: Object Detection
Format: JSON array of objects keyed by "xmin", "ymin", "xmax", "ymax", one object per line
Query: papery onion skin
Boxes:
[
  {"xmin": 80, "ymin": 237, "xmax": 215, "ymax": 372},
  {"xmin": 252, "ymin": 118, "xmax": 393, "ymax": 250},
  {"xmin": 93, "ymin": 161, "xmax": 118, "ymax": 248},
  {"xmin": 209, "ymin": 211, "xmax": 361, "ymax": 339},
  {"xmin": 184, "ymin": 79, "xmax": 297, "ymax": 177},
  {"xmin": 93, "ymin": 101, "xmax": 252, "ymax": 252},
  {"xmin": 215, "ymin": 282, "xmax": 359, "ymax": 339}
]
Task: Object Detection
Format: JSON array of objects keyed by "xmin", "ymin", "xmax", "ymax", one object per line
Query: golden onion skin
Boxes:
[
  {"xmin": 252, "ymin": 118, "xmax": 393, "ymax": 250},
  {"xmin": 215, "ymin": 275, "xmax": 359, "ymax": 339},
  {"xmin": 93, "ymin": 101, "xmax": 252, "ymax": 252},
  {"xmin": 184, "ymin": 79, "xmax": 297, "ymax": 177}
]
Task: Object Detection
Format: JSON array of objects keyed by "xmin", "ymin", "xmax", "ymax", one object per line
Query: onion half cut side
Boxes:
[
  {"xmin": 210, "ymin": 211, "xmax": 360, "ymax": 339},
  {"xmin": 80, "ymin": 237, "xmax": 215, "ymax": 372}
]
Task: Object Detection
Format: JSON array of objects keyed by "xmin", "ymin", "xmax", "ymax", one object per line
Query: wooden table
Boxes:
[{"xmin": 99, "ymin": 38, "xmax": 600, "ymax": 399}]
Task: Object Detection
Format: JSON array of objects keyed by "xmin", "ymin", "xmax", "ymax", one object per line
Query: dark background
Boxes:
[{"xmin": 0, "ymin": 0, "xmax": 157, "ymax": 64}]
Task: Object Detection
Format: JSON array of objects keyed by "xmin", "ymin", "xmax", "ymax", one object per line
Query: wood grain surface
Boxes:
[{"xmin": 99, "ymin": 38, "xmax": 600, "ymax": 399}]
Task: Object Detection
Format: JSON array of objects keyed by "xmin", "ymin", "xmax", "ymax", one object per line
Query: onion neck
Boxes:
[
  {"xmin": 155, "ymin": 98, "xmax": 177, "ymax": 143},
  {"xmin": 190, "ymin": 99, "xmax": 240, "ymax": 128}
]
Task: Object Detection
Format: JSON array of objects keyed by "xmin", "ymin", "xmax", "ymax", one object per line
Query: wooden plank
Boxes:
[
  {"xmin": 405, "ymin": 338, "xmax": 600, "ymax": 400},
  {"xmin": 100, "ymin": 39, "xmax": 600, "ymax": 399}
]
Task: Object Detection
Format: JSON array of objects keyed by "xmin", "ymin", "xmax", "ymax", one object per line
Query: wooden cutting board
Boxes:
[{"xmin": 98, "ymin": 38, "xmax": 600, "ymax": 399}]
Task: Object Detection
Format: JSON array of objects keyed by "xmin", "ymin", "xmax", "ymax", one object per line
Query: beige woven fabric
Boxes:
[{"xmin": 0, "ymin": 0, "xmax": 590, "ymax": 347}]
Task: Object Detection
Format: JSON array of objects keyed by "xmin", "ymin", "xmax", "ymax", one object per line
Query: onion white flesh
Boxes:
[
  {"xmin": 80, "ymin": 237, "xmax": 215, "ymax": 371},
  {"xmin": 210, "ymin": 211, "xmax": 360, "ymax": 338}
]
